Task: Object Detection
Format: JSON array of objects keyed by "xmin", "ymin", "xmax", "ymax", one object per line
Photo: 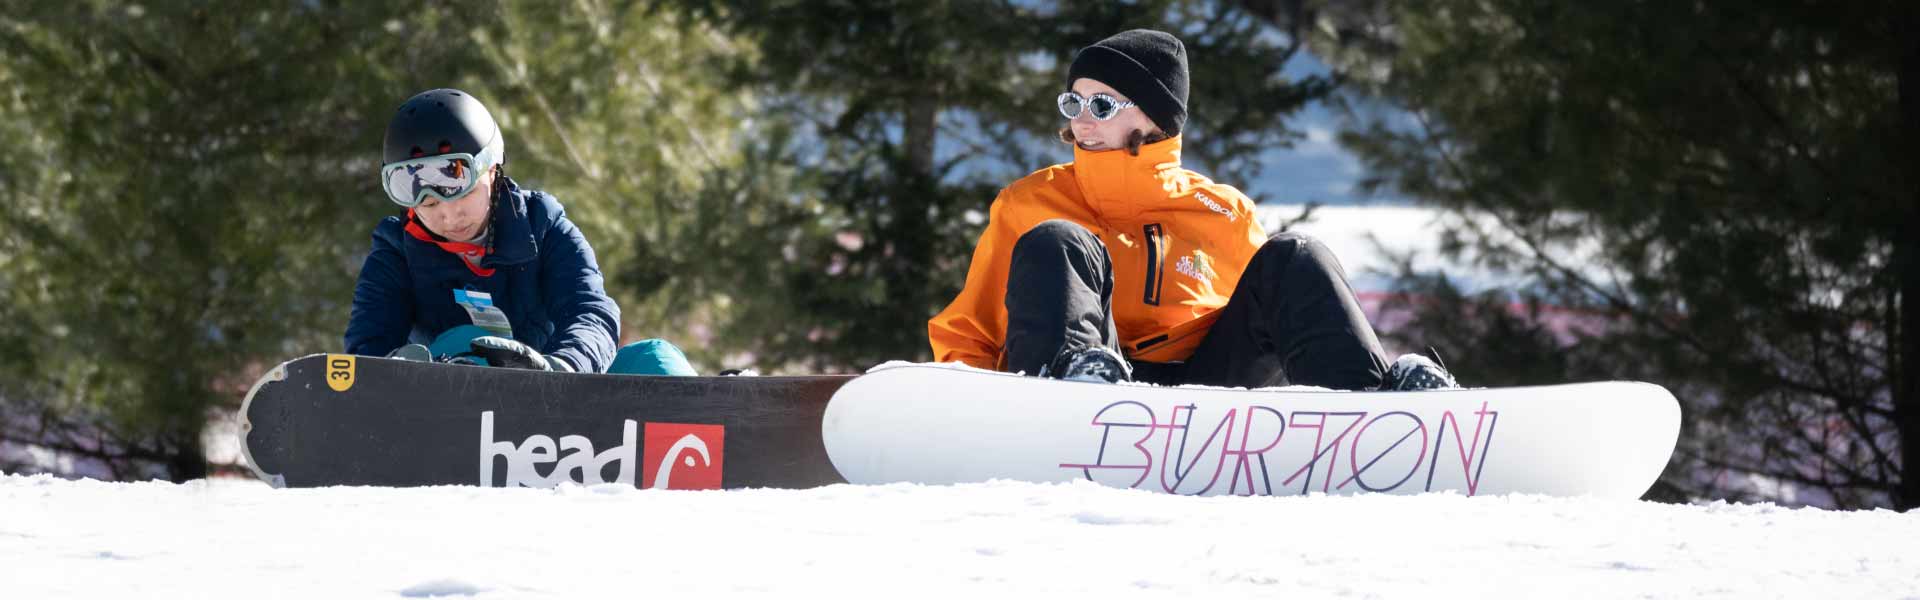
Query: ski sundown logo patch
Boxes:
[
  {"xmin": 1175, "ymin": 251, "xmax": 1218, "ymax": 282},
  {"xmin": 642, "ymin": 423, "xmax": 725, "ymax": 490},
  {"xmin": 477, "ymin": 413, "xmax": 724, "ymax": 489}
]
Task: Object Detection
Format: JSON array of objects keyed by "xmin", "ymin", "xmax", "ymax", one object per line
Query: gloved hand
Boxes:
[
  {"xmin": 468, "ymin": 336, "xmax": 574, "ymax": 372},
  {"xmin": 385, "ymin": 344, "xmax": 433, "ymax": 362}
]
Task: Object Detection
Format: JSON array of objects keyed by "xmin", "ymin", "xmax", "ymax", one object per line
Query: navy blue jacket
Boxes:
[{"xmin": 344, "ymin": 177, "xmax": 620, "ymax": 372}]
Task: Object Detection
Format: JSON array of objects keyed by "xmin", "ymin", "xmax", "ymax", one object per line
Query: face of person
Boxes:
[
  {"xmin": 1066, "ymin": 78, "xmax": 1161, "ymax": 152},
  {"xmin": 413, "ymin": 165, "xmax": 495, "ymax": 243}
]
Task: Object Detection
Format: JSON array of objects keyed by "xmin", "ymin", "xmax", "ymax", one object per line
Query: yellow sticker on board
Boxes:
[{"xmin": 325, "ymin": 354, "xmax": 356, "ymax": 392}]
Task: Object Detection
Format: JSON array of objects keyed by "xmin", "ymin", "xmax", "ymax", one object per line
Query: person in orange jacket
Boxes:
[{"xmin": 927, "ymin": 29, "xmax": 1457, "ymax": 391}]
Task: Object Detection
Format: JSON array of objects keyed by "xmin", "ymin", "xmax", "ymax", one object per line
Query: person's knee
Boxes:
[
  {"xmin": 1012, "ymin": 220, "xmax": 1109, "ymax": 274},
  {"xmin": 1259, "ymin": 231, "xmax": 1337, "ymax": 267},
  {"xmin": 609, "ymin": 339, "xmax": 698, "ymax": 376},
  {"xmin": 1016, "ymin": 219, "xmax": 1101, "ymax": 252}
]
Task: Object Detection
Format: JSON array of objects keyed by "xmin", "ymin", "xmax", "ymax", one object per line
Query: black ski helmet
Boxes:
[{"xmin": 382, "ymin": 88, "xmax": 505, "ymax": 165}]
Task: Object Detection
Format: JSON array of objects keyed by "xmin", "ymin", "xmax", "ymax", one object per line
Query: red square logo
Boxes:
[{"xmin": 641, "ymin": 423, "xmax": 725, "ymax": 490}]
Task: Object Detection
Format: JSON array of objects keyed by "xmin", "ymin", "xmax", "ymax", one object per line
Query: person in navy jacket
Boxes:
[{"xmin": 346, "ymin": 88, "xmax": 693, "ymax": 375}]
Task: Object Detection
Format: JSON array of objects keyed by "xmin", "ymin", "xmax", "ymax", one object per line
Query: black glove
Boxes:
[{"xmin": 467, "ymin": 336, "xmax": 573, "ymax": 372}]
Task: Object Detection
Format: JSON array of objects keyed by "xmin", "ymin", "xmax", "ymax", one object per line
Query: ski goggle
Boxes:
[
  {"xmin": 1057, "ymin": 92, "xmax": 1137, "ymax": 121},
  {"xmin": 379, "ymin": 144, "xmax": 500, "ymax": 208}
]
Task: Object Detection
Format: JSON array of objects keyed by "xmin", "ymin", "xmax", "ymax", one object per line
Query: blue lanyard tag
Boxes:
[{"xmin": 453, "ymin": 289, "xmax": 514, "ymax": 337}]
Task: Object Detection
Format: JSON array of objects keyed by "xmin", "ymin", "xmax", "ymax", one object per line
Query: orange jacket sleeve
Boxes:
[{"xmin": 928, "ymin": 190, "xmax": 1021, "ymax": 369}]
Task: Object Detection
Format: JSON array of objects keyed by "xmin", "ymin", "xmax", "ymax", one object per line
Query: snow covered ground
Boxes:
[{"xmin": 5, "ymin": 474, "xmax": 1915, "ymax": 599}]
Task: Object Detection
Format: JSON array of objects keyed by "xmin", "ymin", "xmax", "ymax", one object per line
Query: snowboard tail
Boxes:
[{"xmin": 240, "ymin": 354, "xmax": 853, "ymax": 489}]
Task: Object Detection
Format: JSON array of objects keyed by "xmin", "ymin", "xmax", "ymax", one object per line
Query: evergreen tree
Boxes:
[
  {"xmin": 0, "ymin": 1, "xmax": 484, "ymax": 480},
  {"xmin": 1287, "ymin": 0, "xmax": 1916, "ymax": 508}
]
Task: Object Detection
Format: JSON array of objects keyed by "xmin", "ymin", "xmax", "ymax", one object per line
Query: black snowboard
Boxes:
[{"xmin": 240, "ymin": 354, "xmax": 854, "ymax": 489}]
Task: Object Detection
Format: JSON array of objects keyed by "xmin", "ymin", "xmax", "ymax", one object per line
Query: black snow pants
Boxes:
[{"xmin": 1001, "ymin": 219, "xmax": 1389, "ymax": 390}]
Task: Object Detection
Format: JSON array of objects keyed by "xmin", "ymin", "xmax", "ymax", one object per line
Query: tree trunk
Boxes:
[
  {"xmin": 904, "ymin": 97, "xmax": 938, "ymax": 179},
  {"xmin": 1896, "ymin": 4, "xmax": 1920, "ymax": 511},
  {"xmin": 167, "ymin": 431, "xmax": 208, "ymax": 483}
]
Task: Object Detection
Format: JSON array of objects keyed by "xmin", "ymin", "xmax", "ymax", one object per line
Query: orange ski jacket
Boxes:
[{"xmin": 928, "ymin": 136, "xmax": 1269, "ymax": 370}]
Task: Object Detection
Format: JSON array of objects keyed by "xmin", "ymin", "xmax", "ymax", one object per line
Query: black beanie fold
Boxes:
[{"xmin": 1066, "ymin": 29, "xmax": 1189, "ymax": 137}]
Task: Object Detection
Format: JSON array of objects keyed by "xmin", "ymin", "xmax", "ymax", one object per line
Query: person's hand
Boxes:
[{"xmin": 468, "ymin": 336, "xmax": 572, "ymax": 372}]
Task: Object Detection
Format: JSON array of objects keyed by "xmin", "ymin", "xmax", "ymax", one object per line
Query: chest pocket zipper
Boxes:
[{"xmin": 1142, "ymin": 223, "xmax": 1165, "ymax": 306}]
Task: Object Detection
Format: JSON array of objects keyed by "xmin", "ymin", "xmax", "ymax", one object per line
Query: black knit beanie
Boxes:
[{"xmin": 1067, "ymin": 29, "xmax": 1189, "ymax": 137}]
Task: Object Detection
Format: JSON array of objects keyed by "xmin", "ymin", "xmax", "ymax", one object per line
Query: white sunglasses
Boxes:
[{"xmin": 1057, "ymin": 92, "xmax": 1137, "ymax": 121}]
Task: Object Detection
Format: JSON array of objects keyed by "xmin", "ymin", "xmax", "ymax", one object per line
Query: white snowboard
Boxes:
[{"xmin": 822, "ymin": 364, "xmax": 1681, "ymax": 499}]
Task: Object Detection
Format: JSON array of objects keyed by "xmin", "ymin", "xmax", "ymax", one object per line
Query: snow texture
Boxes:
[{"xmin": 4, "ymin": 474, "xmax": 1916, "ymax": 599}]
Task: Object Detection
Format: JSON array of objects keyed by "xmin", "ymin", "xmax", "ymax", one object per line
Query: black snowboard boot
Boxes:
[
  {"xmin": 1041, "ymin": 346, "xmax": 1133, "ymax": 384},
  {"xmin": 1383, "ymin": 353, "xmax": 1460, "ymax": 391}
]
